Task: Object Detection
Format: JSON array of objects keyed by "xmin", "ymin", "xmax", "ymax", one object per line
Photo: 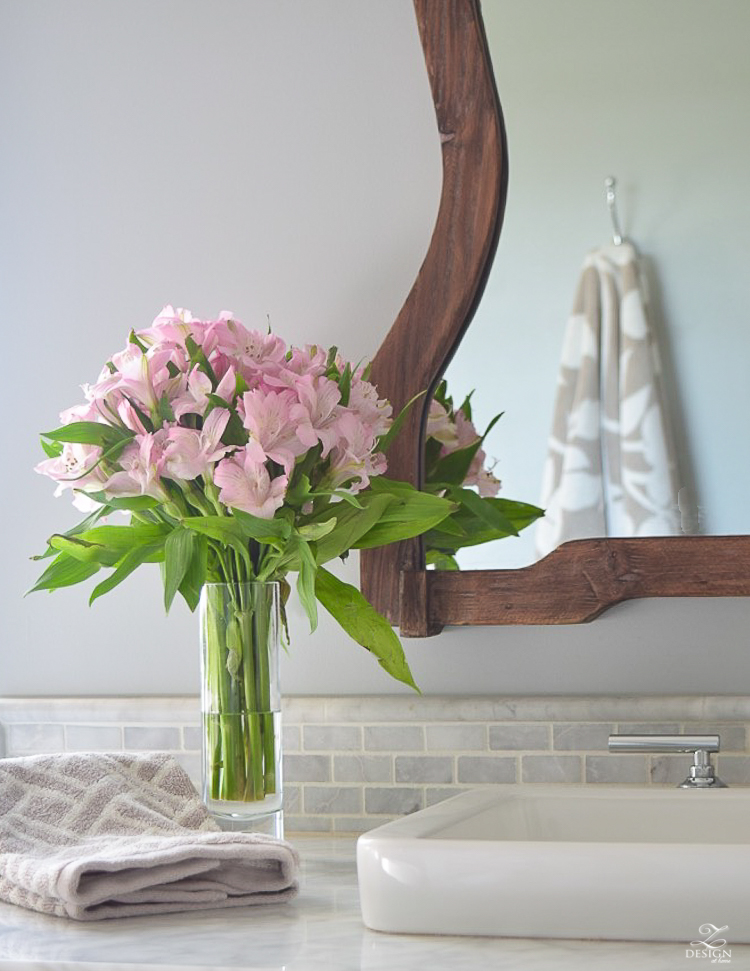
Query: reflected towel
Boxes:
[
  {"xmin": 0, "ymin": 752, "xmax": 298, "ymax": 920},
  {"xmin": 536, "ymin": 243, "xmax": 682, "ymax": 557}
]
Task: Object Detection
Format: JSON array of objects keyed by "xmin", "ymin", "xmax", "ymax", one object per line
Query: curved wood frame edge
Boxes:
[
  {"xmin": 361, "ymin": 0, "xmax": 507, "ymax": 627},
  {"xmin": 361, "ymin": 0, "xmax": 750, "ymax": 637}
]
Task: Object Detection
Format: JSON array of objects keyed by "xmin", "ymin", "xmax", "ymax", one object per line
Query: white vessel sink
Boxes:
[{"xmin": 357, "ymin": 785, "xmax": 750, "ymax": 942}]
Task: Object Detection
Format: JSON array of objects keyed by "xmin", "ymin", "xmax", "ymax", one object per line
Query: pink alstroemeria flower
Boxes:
[
  {"xmin": 164, "ymin": 409, "xmax": 231, "ymax": 480},
  {"xmin": 34, "ymin": 442, "xmax": 106, "ymax": 497},
  {"xmin": 214, "ymin": 449, "xmax": 288, "ymax": 519},
  {"xmin": 170, "ymin": 365, "xmax": 236, "ymax": 420},
  {"xmin": 101, "ymin": 431, "xmax": 169, "ymax": 500},
  {"xmin": 323, "ymin": 412, "xmax": 386, "ymax": 493},
  {"xmin": 265, "ymin": 345, "xmax": 328, "ymax": 391},
  {"xmin": 290, "ymin": 375, "xmax": 342, "ymax": 457},
  {"xmin": 240, "ymin": 388, "xmax": 307, "ymax": 474},
  {"xmin": 348, "ymin": 376, "xmax": 393, "ymax": 439},
  {"xmin": 137, "ymin": 306, "xmax": 218, "ymax": 360},
  {"xmin": 426, "ymin": 400, "xmax": 458, "ymax": 451},
  {"xmin": 464, "ymin": 447, "xmax": 501, "ymax": 497},
  {"xmin": 454, "ymin": 410, "xmax": 480, "ymax": 450},
  {"xmin": 209, "ymin": 316, "xmax": 287, "ymax": 373}
]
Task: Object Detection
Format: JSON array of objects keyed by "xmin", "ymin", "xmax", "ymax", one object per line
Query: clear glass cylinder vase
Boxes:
[{"xmin": 199, "ymin": 582, "xmax": 283, "ymax": 832}]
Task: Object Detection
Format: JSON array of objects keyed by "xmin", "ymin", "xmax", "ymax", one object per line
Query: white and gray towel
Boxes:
[
  {"xmin": 536, "ymin": 242, "xmax": 682, "ymax": 557},
  {"xmin": 0, "ymin": 751, "xmax": 299, "ymax": 920}
]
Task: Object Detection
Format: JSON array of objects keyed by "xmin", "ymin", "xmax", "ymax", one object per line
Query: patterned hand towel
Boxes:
[{"xmin": 0, "ymin": 752, "xmax": 299, "ymax": 920}]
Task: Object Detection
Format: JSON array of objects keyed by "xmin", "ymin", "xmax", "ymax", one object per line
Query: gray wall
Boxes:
[{"xmin": 2, "ymin": 0, "xmax": 748, "ymax": 697}]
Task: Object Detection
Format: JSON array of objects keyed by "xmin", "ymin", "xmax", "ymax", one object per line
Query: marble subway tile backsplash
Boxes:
[{"xmin": 1, "ymin": 695, "xmax": 748, "ymax": 834}]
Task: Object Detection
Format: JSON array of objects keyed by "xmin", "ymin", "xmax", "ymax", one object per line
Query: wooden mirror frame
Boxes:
[{"xmin": 360, "ymin": 0, "xmax": 750, "ymax": 636}]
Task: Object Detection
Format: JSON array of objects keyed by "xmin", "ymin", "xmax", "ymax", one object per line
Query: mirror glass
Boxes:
[{"xmin": 440, "ymin": 0, "xmax": 750, "ymax": 570}]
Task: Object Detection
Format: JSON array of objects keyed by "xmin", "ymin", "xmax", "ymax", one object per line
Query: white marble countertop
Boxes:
[{"xmin": 0, "ymin": 836, "xmax": 746, "ymax": 971}]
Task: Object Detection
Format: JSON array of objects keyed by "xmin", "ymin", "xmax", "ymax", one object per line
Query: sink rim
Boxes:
[{"xmin": 358, "ymin": 784, "xmax": 750, "ymax": 847}]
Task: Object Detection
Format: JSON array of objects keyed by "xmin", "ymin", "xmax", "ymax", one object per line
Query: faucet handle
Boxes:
[
  {"xmin": 608, "ymin": 733, "xmax": 727, "ymax": 788},
  {"xmin": 608, "ymin": 733, "xmax": 719, "ymax": 754}
]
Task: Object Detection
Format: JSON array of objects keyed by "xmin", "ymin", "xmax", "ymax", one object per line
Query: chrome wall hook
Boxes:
[{"xmin": 604, "ymin": 176, "xmax": 624, "ymax": 245}]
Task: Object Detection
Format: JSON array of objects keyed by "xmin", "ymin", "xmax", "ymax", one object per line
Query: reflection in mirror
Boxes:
[{"xmin": 442, "ymin": 0, "xmax": 750, "ymax": 570}]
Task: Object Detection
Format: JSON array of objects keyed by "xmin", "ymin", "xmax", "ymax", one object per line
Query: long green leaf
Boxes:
[
  {"xmin": 31, "ymin": 506, "xmax": 112, "ymax": 562},
  {"xmin": 89, "ymin": 544, "xmax": 161, "ymax": 605},
  {"xmin": 377, "ymin": 390, "xmax": 426, "ymax": 454},
  {"xmin": 295, "ymin": 538, "xmax": 318, "ymax": 632},
  {"xmin": 309, "ymin": 494, "xmax": 393, "ymax": 564},
  {"xmin": 79, "ymin": 523, "xmax": 171, "ymax": 549},
  {"xmin": 48, "ymin": 534, "xmax": 120, "ymax": 566},
  {"xmin": 315, "ymin": 567, "xmax": 418, "ymax": 690},
  {"xmin": 163, "ymin": 527, "xmax": 196, "ymax": 612},
  {"xmin": 353, "ymin": 481, "xmax": 454, "ymax": 549},
  {"xmin": 27, "ymin": 553, "xmax": 101, "ymax": 594},
  {"xmin": 178, "ymin": 534, "xmax": 207, "ymax": 612},
  {"xmin": 82, "ymin": 493, "xmax": 160, "ymax": 512},
  {"xmin": 450, "ymin": 487, "xmax": 519, "ymax": 536},
  {"xmin": 42, "ymin": 421, "xmax": 133, "ymax": 448}
]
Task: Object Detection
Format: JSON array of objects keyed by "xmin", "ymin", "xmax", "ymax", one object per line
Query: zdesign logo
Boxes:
[{"xmin": 686, "ymin": 924, "xmax": 732, "ymax": 964}]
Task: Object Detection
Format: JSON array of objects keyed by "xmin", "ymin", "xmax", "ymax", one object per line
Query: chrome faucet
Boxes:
[{"xmin": 608, "ymin": 733, "xmax": 728, "ymax": 788}]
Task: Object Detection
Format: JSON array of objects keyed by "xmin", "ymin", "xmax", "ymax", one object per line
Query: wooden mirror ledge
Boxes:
[{"xmin": 360, "ymin": 0, "xmax": 750, "ymax": 637}]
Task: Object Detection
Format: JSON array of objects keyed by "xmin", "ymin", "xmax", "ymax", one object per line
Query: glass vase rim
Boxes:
[{"xmin": 202, "ymin": 580, "xmax": 280, "ymax": 589}]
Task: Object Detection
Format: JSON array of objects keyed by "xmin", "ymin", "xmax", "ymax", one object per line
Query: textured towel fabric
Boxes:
[
  {"xmin": 536, "ymin": 242, "xmax": 683, "ymax": 557},
  {"xmin": 0, "ymin": 752, "xmax": 299, "ymax": 920}
]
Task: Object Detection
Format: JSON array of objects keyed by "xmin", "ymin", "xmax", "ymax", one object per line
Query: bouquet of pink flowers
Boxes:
[
  {"xmin": 421, "ymin": 381, "xmax": 543, "ymax": 571},
  {"xmin": 32, "ymin": 307, "xmax": 453, "ymax": 690}
]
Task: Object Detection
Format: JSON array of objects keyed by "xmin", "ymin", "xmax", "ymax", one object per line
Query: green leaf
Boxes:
[
  {"xmin": 315, "ymin": 567, "xmax": 418, "ymax": 690},
  {"xmin": 457, "ymin": 390, "xmax": 474, "ymax": 421},
  {"xmin": 27, "ymin": 553, "xmax": 101, "ymax": 594},
  {"xmin": 338, "ymin": 361, "xmax": 352, "ymax": 407},
  {"xmin": 89, "ymin": 544, "xmax": 161, "ymax": 605},
  {"xmin": 377, "ymin": 390, "xmax": 426, "ymax": 454},
  {"xmin": 48, "ymin": 534, "xmax": 119, "ymax": 566},
  {"xmin": 205, "ymin": 394, "xmax": 249, "ymax": 446},
  {"xmin": 229, "ymin": 509, "xmax": 292, "ymax": 547},
  {"xmin": 285, "ymin": 473, "xmax": 312, "ymax": 508},
  {"xmin": 128, "ymin": 328, "xmax": 148, "ymax": 353},
  {"xmin": 308, "ymin": 489, "xmax": 365, "ymax": 509},
  {"xmin": 163, "ymin": 527, "xmax": 196, "ymax": 612},
  {"xmin": 491, "ymin": 498, "xmax": 545, "ymax": 531},
  {"xmin": 79, "ymin": 523, "xmax": 171, "ymax": 549},
  {"xmin": 178, "ymin": 534, "xmax": 207, "ymax": 612},
  {"xmin": 41, "ymin": 421, "xmax": 134, "ymax": 448},
  {"xmin": 426, "ymin": 412, "xmax": 502, "ymax": 487},
  {"xmin": 422, "ymin": 512, "xmax": 466, "ymax": 537},
  {"xmin": 426, "ymin": 550, "xmax": 460, "ymax": 570},
  {"xmin": 185, "ymin": 334, "xmax": 218, "ymax": 387},
  {"xmin": 427, "ymin": 440, "xmax": 483, "ymax": 488},
  {"xmin": 82, "ymin": 493, "xmax": 160, "ymax": 512},
  {"xmin": 31, "ymin": 506, "xmax": 111, "ymax": 562},
  {"xmin": 297, "ymin": 519, "xmax": 337, "ymax": 543},
  {"xmin": 295, "ymin": 538, "xmax": 318, "ymax": 632},
  {"xmin": 180, "ymin": 516, "xmax": 252, "ymax": 570},
  {"xmin": 354, "ymin": 479, "xmax": 454, "ymax": 549},
  {"xmin": 450, "ymin": 486, "xmax": 519, "ymax": 536},
  {"xmin": 309, "ymin": 494, "xmax": 393, "ymax": 564},
  {"xmin": 40, "ymin": 437, "xmax": 63, "ymax": 458},
  {"xmin": 156, "ymin": 391, "xmax": 176, "ymax": 424}
]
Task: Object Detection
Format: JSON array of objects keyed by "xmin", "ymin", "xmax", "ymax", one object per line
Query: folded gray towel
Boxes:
[{"xmin": 0, "ymin": 752, "xmax": 299, "ymax": 920}]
